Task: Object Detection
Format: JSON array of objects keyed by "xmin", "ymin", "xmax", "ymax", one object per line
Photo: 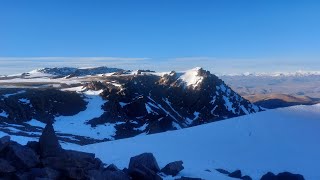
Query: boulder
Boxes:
[
  {"xmin": 129, "ymin": 153, "xmax": 160, "ymax": 173},
  {"xmin": 260, "ymin": 172, "xmax": 305, "ymax": 180},
  {"xmin": 0, "ymin": 136, "xmax": 10, "ymax": 152},
  {"xmin": 229, "ymin": 170, "xmax": 242, "ymax": 178},
  {"xmin": 128, "ymin": 153, "xmax": 162, "ymax": 180},
  {"xmin": 0, "ymin": 158, "xmax": 16, "ymax": 173},
  {"xmin": 39, "ymin": 123, "xmax": 64, "ymax": 158},
  {"xmin": 6, "ymin": 142, "xmax": 39, "ymax": 169},
  {"xmin": 161, "ymin": 161, "xmax": 184, "ymax": 176}
]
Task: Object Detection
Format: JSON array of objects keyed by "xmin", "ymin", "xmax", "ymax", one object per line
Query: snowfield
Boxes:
[
  {"xmin": 60, "ymin": 104, "xmax": 320, "ymax": 180},
  {"xmin": 1, "ymin": 103, "xmax": 319, "ymax": 179}
]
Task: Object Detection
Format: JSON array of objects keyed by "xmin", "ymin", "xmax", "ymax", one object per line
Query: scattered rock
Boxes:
[
  {"xmin": 161, "ymin": 160, "xmax": 184, "ymax": 176},
  {"xmin": 261, "ymin": 172, "xmax": 305, "ymax": 180},
  {"xmin": 229, "ymin": 170, "xmax": 242, "ymax": 178}
]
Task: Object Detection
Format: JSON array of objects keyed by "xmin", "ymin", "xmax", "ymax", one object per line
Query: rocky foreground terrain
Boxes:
[
  {"xmin": 0, "ymin": 67, "xmax": 261, "ymax": 145},
  {"xmin": 0, "ymin": 123, "xmax": 305, "ymax": 180}
]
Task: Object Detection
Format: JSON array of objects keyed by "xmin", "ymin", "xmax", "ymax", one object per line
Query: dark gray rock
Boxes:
[
  {"xmin": 129, "ymin": 153, "xmax": 160, "ymax": 173},
  {"xmin": 128, "ymin": 153, "xmax": 162, "ymax": 180},
  {"xmin": 0, "ymin": 158, "xmax": 16, "ymax": 173},
  {"xmin": 260, "ymin": 172, "xmax": 305, "ymax": 180},
  {"xmin": 6, "ymin": 142, "xmax": 39, "ymax": 169},
  {"xmin": 39, "ymin": 123, "xmax": 64, "ymax": 158},
  {"xmin": 229, "ymin": 170, "xmax": 242, "ymax": 178},
  {"xmin": 161, "ymin": 161, "xmax": 184, "ymax": 176},
  {"xmin": 0, "ymin": 136, "xmax": 10, "ymax": 152}
]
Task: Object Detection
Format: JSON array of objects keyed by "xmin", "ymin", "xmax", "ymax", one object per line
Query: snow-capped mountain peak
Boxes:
[{"xmin": 178, "ymin": 67, "xmax": 204, "ymax": 87}]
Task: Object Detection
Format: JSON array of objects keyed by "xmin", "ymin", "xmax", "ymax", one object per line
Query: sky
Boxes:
[{"xmin": 0, "ymin": 0, "xmax": 320, "ymax": 75}]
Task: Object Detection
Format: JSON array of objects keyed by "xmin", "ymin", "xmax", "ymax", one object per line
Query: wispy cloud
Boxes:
[{"xmin": 0, "ymin": 57, "xmax": 150, "ymax": 61}]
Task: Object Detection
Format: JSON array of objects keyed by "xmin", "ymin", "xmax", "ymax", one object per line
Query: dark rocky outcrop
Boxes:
[
  {"xmin": 129, "ymin": 153, "xmax": 160, "ymax": 173},
  {"xmin": 39, "ymin": 123, "xmax": 63, "ymax": 158},
  {"xmin": 260, "ymin": 172, "xmax": 305, "ymax": 180},
  {"xmin": 161, "ymin": 160, "xmax": 184, "ymax": 176}
]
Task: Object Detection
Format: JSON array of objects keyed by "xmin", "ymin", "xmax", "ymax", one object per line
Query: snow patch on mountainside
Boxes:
[
  {"xmin": 62, "ymin": 104, "xmax": 320, "ymax": 180},
  {"xmin": 53, "ymin": 90, "xmax": 120, "ymax": 140}
]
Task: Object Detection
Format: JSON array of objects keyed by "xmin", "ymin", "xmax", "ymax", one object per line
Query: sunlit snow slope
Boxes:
[{"xmin": 63, "ymin": 104, "xmax": 320, "ymax": 180}]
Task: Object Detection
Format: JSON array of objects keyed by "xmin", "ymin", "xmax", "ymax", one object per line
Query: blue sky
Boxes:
[{"xmin": 0, "ymin": 0, "xmax": 320, "ymax": 74}]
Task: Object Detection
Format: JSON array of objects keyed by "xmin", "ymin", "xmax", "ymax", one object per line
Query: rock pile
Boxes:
[{"xmin": 0, "ymin": 123, "xmax": 187, "ymax": 180}]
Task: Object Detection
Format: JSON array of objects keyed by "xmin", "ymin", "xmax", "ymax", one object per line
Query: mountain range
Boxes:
[{"xmin": 0, "ymin": 67, "xmax": 261, "ymax": 145}]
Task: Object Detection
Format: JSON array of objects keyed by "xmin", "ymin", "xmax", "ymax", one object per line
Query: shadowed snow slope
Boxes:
[{"xmin": 63, "ymin": 104, "xmax": 320, "ymax": 180}]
